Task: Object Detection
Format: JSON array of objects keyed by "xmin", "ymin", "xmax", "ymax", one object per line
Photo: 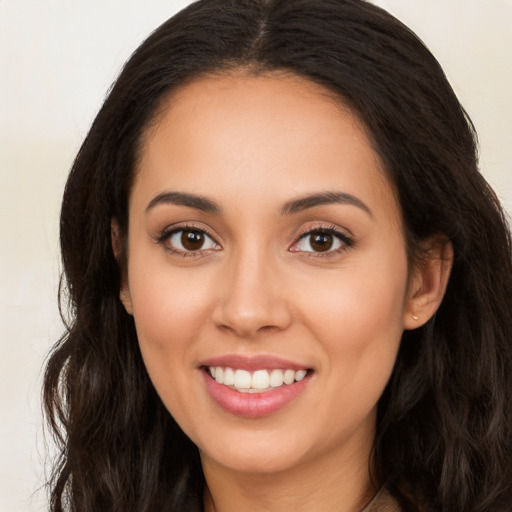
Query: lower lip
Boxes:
[{"xmin": 202, "ymin": 371, "xmax": 311, "ymax": 418}]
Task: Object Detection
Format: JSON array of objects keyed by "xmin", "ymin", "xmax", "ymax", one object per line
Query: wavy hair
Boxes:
[{"xmin": 44, "ymin": 0, "xmax": 512, "ymax": 510}]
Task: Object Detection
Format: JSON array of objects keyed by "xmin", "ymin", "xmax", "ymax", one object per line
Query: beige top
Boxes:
[
  {"xmin": 361, "ymin": 487, "xmax": 402, "ymax": 512},
  {"xmin": 195, "ymin": 485, "xmax": 402, "ymax": 511}
]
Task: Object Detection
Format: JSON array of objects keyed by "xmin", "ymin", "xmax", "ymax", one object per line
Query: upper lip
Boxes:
[{"xmin": 200, "ymin": 354, "xmax": 311, "ymax": 371}]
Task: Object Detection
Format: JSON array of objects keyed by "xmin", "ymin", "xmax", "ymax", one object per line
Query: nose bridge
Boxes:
[{"xmin": 213, "ymin": 240, "xmax": 291, "ymax": 337}]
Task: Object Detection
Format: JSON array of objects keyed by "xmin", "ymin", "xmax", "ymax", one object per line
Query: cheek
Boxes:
[
  {"xmin": 305, "ymin": 254, "xmax": 407, "ymax": 339},
  {"xmin": 299, "ymin": 250, "xmax": 408, "ymax": 394},
  {"xmin": 127, "ymin": 259, "xmax": 216, "ymax": 399},
  {"xmin": 129, "ymin": 259, "xmax": 212, "ymax": 340},
  {"xmin": 127, "ymin": 265, "xmax": 217, "ymax": 432}
]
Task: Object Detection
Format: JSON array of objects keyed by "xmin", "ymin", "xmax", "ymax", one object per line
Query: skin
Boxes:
[{"xmin": 119, "ymin": 73, "xmax": 452, "ymax": 512}]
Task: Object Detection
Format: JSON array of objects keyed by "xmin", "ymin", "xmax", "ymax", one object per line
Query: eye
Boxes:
[
  {"xmin": 290, "ymin": 227, "xmax": 352, "ymax": 254},
  {"xmin": 163, "ymin": 228, "xmax": 220, "ymax": 254}
]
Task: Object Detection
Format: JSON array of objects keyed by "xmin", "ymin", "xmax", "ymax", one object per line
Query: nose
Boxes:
[{"xmin": 212, "ymin": 247, "xmax": 293, "ymax": 338}]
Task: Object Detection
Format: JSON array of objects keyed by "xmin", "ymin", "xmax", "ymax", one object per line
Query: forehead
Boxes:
[{"xmin": 133, "ymin": 72, "xmax": 399, "ymax": 223}]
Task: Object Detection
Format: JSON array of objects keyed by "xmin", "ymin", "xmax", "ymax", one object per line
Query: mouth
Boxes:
[
  {"xmin": 204, "ymin": 366, "xmax": 311, "ymax": 394},
  {"xmin": 200, "ymin": 357, "xmax": 314, "ymax": 417}
]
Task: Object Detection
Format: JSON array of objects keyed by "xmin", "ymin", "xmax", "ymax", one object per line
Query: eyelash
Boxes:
[
  {"xmin": 292, "ymin": 225, "xmax": 354, "ymax": 258},
  {"xmin": 156, "ymin": 223, "xmax": 220, "ymax": 258},
  {"xmin": 156, "ymin": 223, "xmax": 354, "ymax": 258}
]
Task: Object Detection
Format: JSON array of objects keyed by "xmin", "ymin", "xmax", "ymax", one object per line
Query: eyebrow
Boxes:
[
  {"xmin": 145, "ymin": 190, "xmax": 372, "ymax": 217},
  {"xmin": 281, "ymin": 191, "xmax": 373, "ymax": 217},
  {"xmin": 145, "ymin": 191, "xmax": 221, "ymax": 214}
]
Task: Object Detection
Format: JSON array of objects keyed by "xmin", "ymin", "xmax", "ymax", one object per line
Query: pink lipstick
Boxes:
[{"xmin": 200, "ymin": 355, "xmax": 313, "ymax": 417}]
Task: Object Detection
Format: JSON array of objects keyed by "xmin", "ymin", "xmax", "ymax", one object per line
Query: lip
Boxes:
[
  {"xmin": 199, "ymin": 354, "xmax": 313, "ymax": 418},
  {"xmin": 200, "ymin": 354, "xmax": 310, "ymax": 372},
  {"xmin": 202, "ymin": 370, "xmax": 312, "ymax": 417}
]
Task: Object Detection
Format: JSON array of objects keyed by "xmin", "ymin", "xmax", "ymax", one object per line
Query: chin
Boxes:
[
  {"xmin": 202, "ymin": 446, "xmax": 307, "ymax": 475},
  {"xmin": 197, "ymin": 427, "xmax": 312, "ymax": 475}
]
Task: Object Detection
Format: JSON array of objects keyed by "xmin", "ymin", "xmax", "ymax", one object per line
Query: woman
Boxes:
[{"xmin": 44, "ymin": 0, "xmax": 512, "ymax": 510}]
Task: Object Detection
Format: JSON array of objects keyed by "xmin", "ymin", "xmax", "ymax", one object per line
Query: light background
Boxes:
[{"xmin": 0, "ymin": 1, "xmax": 510, "ymax": 510}]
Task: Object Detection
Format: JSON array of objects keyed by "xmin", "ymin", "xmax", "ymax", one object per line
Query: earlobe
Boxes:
[
  {"xmin": 111, "ymin": 219, "xmax": 133, "ymax": 316},
  {"xmin": 119, "ymin": 289, "xmax": 134, "ymax": 315},
  {"xmin": 404, "ymin": 236, "xmax": 453, "ymax": 330}
]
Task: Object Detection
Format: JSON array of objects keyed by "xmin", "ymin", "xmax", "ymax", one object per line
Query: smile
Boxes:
[
  {"xmin": 207, "ymin": 366, "xmax": 309, "ymax": 393},
  {"xmin": 202, "ymin": 361, "xmax": 313, "ymax": 417}
]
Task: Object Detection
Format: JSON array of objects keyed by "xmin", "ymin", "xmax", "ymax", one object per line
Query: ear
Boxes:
[
  {"xmin": 111, "ymin": 219, "xmax": 133, "ymax": 316},
  {"xmin": 403, "ymin": 235, "xmax": 453, "ymax": 330}
]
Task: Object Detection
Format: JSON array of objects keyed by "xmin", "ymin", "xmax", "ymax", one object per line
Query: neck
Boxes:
[{"xmin": 201, "ymin": 438, "xmax": 377, "ymax": 512}]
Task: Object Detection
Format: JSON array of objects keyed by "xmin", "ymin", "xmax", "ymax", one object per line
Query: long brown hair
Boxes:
[{"xmin": 45, "ymin": 1, "xmax": 512, "ymax": 510}]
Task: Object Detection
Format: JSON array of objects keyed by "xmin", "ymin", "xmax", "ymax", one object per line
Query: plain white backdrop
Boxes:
[{"xmin": 1, "ymin": 1, "xmax": 510, "ymax": 510}]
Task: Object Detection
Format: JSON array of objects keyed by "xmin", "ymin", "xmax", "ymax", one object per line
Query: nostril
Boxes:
[
  {"xmin": 215, "ymin": 322, "xmax": 281, "ymax": 338},
  {"xmin": 211, "ymin": 289, "xmax": 293, "ymax": 337},
  {"xmin": 257, "ymin": 325, "xmax": 279, "ymax": 332}
]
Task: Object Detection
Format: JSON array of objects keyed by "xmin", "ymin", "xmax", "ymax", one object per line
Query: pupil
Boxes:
[
  {"xmin": 311, "ymin": 233, "xmax": 333, "ymax": 252},
  {"xmin": 181, "ymin": 230, "xmax": 204, "ymax": 251}
]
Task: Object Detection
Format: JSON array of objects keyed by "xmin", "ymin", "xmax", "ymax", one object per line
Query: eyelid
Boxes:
[
  {"xmin": 289, "ymin": 223, "xmax": 354, "ymax": 254},
  {"xmin": 153, "ymin": 221, "xmax": 353, "ymax": 257},
  {"xmin": 295, "ymin": 222, "xmax": 353, "ymax": 243},
  {"xmin": 296, "ymin": 222, "xmax": 352, "ymax": 240},
  {"xmin": 156, "ymin": 222, "xmax": 222, "ymax": 255},
  {"xmin": 157, "ymin": 222, "xmax": 217, "ymax": 241}
]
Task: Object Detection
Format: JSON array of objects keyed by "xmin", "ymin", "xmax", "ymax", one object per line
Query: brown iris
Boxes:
[
  {"xmin": 181, "ymin": 230, "xmax": 205, "ymax": 251},
  {"xmin": 310, "ymin": 233, "xmax": 334, "ymax": 252}
]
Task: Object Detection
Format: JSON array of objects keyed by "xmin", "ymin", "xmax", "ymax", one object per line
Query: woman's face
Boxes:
[{"xmin": 121, "ymin": 73, "xmax": 417, "ymax": 476}]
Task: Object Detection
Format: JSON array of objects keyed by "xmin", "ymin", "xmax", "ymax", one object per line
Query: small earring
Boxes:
[{"xmin": 412, "ymin": 315, "xmax": 419, "ymax": 321}]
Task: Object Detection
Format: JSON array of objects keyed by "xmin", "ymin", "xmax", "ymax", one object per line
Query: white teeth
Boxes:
[
  {"xmin": 224, "ymin": 367, "xmax": 235, "ymax": 386},
  {"xmin": 207, "ymin": 366, "xmax": 309, "ymax": 392},
  {"xmin": 233, "ymin": 369, "xmax": 252, "ymax": 389},
  {"xmin": 251, "ymin": 370, "xmax": 270, "ymax": 389},
  {"xmin": 269, "ymin": 369, "xmax": 284, "ymax": 388},
  {"xmin": 295, "ymin": 369, "xmax": 307, "ymax": 382},
  {"xmin": 283, "ymin": 369, "xmax": 295, "ymax": 385},
  {"xmin": 215, "ymin": 367, "xmax": 224, "ymax": 384}
]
